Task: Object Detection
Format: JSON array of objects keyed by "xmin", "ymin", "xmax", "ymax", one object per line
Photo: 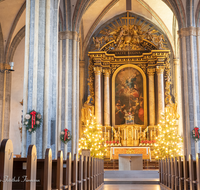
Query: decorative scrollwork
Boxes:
[{"xmin": 111, "ymin": 64, "xmax": 121, "ymax": 73}]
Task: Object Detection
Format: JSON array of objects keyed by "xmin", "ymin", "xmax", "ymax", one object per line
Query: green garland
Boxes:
[
  {"xmin": 60, "ymin": 129, "xmax": 72, "ymax": 144},
  {"xmin": 192, "ymin": 127, "xmax": 200, "ymax": 142},
  {"xmin": 24, "ymin": 110, "xmax": 42, "ymax": 134}
]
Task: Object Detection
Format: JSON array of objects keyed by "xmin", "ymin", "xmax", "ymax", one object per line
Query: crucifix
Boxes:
[
  {"xmin": 122, "ymin": 12, "xmax": 134, "ymax": 27},
  {"xmin": 122, "ymin": 0, "xmax": 134, "ymax": 27}
]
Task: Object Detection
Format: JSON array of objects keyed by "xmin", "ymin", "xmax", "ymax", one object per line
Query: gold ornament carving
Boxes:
[
  {"xmin": 147, "ymin": 68, "xmax": 155, "ymax": 76},
  {"xmin": 94, "ymin": 67, "xmax": 102, "ymax": 75},
  {"xmin": 103, "ymin": 68, "xmax": 111, "ymax": 76},
  {"xmin": 88, "ymin": 59, "xmax": 95, "ymax": 104},
  {"xmin": 111, "ymin": 64, "xmax": 121, "ymax": 73},
  {"xmin": 92, "ymin": 13, "xmax": 167, "ymax": 51},
  {"xmin": 156, "ymin": 66, "xmax": 165, "ymax": 74},
  {"xmin": 164, "ymin": 54, "xmax": 172, "ymax": 105}
]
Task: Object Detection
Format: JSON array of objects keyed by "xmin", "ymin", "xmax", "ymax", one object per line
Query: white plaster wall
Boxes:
[{"xmin": 10, "ymin": 37, "xmax": 25, "ymax": 155}]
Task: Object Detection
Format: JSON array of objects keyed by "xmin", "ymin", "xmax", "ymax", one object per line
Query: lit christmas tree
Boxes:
[
  {"xmin": 78, "ymin": 114, "xmax": 105, "ymax": 158},
  {"xmin": 154, "ymin": 103, "xmax": 183, "ymax": 160}
]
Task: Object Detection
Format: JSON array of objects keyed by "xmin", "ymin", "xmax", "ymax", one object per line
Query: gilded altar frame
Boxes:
[
  {"xmin": 88, "ymin": 49, "xmax": 170, "ymax": 128},
  {"xmin": 112, "ymin": 64, "xmax": 147, "ymax": 127}
]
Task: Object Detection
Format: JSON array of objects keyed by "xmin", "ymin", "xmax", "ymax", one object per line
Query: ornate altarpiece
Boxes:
[{"xmin": 86, "ymin": 12, "xmax": 171, "ymax": 148}]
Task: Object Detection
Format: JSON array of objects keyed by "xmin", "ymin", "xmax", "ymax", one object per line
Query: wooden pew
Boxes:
[
  {"xmin": 26, "ymin": 145, "xmax": 37, "ymax": 190},
  {"xmin": 165, "ymin": 158, "xmax": 168, "ymax": 186},
  {"xmin": 87, "ymin": 156, "xmax": 91, "ymax": 190},
  {"xmin": 0, "ymin": 139, "xmax": 13, "ymax": 190},
  {"xmin": 65, "ymin": 152, "xmax": 71, "ymax": 190},
  {"xmin": 168, "ymin": 158, "xmax": 171, "ymax": 188},
  {"xmin": 196, "ymin": 153, "xmax": 200, "ymax": 190},
  {"xmin": 44, "ymin": 148, "xmax": 52, "ymax": 190},
  {"xmin": 178, "ymin": 156, "xmax": 184, "ymax": 190},
  {"xmin": 83, "ymin": 156, "xmax": 87, "ymax": 190},
  {"xmin": 0, "ymin": 138, "xmax": 104, "ymax": 190},
  {"xmin": 78, "ymin": 155, "xmax": 83, "ymax": 190},
  {"xmin": 189, "ymin": 154, "xmax": 197, "ymax": 190},
  {"xmin": 90, "ymin": 157, "xmax": 94, "ymax": 190},
  {"xmin": 174, "ymin": 157, "xmax": 179, "ymax": 190},
  {"xmin": 71, "ymin": 154, "xmax": 78, "ymax": 190},
  {"xmin": 183, "ymin": 155, "xmax": 189, "ymax": 190},
  {"xmin": 171, "ymin": 157, "xmax": 174, "ymax": 190}
]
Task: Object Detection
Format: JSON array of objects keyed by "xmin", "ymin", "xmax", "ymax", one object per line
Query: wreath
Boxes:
[
  {"xmin": 24, "ymin": 110, "xmax": 42, "ymax": 134},
  {"xmin": 60, "ymin": 129, "xmax": 72, "ymax": 144},
  {"xmin": 192, "ymin": 127, "xmax": 200, "ymax": 142}
]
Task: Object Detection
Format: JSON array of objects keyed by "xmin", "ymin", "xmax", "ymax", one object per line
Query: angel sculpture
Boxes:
[
  {"xmin": 152, "ymin": 34, "xmax": 165, "ymax": 49},
  {"xmin": 157, "ymin": 34, "xmax": 165, "ymax": 49},
  {"xmin": 93, "ymin": 37, "xmax": 101, "ymax": 50},
  {"xmin": 100, "ymin": 29, "xmax": 111, "ymax": 43},
  {"xmin": 146, "ymin": 28, "xmax": 158, "ymax": 42}
]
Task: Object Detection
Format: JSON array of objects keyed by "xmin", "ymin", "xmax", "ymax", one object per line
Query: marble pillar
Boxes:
[
  {"xmin": 103, "ymin": 68, "xmax": 111, "ymax": 126},
  {"xmin": 79, "ymin": 60, "xmax": 85, "ymax": 136},
  {"xmin": 173, "ymin": 59, "xmax": 183, "ymax": 136},
  {"xmin": 178, "ymin": 27, "xmax": 200, "ymax": 158},
  {"xmin": 22, "ymin": 0, "xmax": 59, "ymax": 158},
  {"xmin": 147, "ymin": 68, "xmax": 155, "ymax": 126},
  {"xmin": 94, "ymin": 67, "xmax": 102, "ymax": 125},
  {"xmin": 156, "ymin": 66, "xmax": 165, "ymax": 124}
]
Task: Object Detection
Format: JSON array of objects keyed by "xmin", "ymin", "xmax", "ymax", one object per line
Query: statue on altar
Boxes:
[{"xmin": 81, "ymin": 95, "xmax": 94, "ymax": 125}]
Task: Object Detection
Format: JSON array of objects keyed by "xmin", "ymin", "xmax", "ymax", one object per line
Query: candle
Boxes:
[{"xmin": 108, "ymin": 130, "xmax": 110, "ymax": 141}]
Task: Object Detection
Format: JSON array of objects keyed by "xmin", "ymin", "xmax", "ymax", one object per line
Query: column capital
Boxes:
[
  {"xmin": 94, "ymin": 67, "xmax": 102, "ymax": 75},
  {"xmin": 173, "ymin": 58, "xmax": 180, "ymax": 66},
  {"xmin": 79, "ymin": 60, "xmax": 85, "ymax": 68},
  {"xmin": 156, "ymin": 66, "xmax": 165, "ymax": 74},
  {"xmin": 103, "ymin": 68, "xmax": 111, "ymax": 76},
  {"xmin": 178, "ymin": 27, "xmax": 200, "ymax": 38},
  {"xmin": 147, "ymin": 68, "xmax": 155, "ymax": 76},
  {"xmin": 59, "ymin": 31, "xmax": 79, "ymax": 41}
]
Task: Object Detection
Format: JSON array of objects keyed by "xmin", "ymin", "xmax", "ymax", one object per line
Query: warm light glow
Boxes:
[
  {"xmin": 153, "ymin": 103, "xmax": 183, "ymax": 160},
  {"xmin": 78, "ymin": 113, "xmax": 105, "ymax": 158}
]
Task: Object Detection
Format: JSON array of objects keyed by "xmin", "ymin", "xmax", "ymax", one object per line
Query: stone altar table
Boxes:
[{"xmin": 119, "ymin": 154, "xmax": 143, "ymax": 170}]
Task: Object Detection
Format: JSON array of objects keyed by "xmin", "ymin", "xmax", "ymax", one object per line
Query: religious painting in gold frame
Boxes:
[{"xmin": 112, "ymin": 64, "xmax": 147, "ymax": 127}]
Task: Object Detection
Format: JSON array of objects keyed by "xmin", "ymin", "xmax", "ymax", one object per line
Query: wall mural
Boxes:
[{"xmin": 115, "ymin": 67, "xmax": 144, "ymax": 125}]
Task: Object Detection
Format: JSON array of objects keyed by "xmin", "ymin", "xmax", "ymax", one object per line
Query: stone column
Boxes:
[
  {"xmin": 79, "ymin": 60, "xmax": 85, "ymax": 136},
  {"xmin": 178, "ymin": 27, "xmax": 200, "ymax": 158},
  {"xmin": 103, "ymin": 68, "xmax": 111, "ymax": 126},
  {"xmin": 147, "ymin": 68, "xmax": 155, "ymax": 126},
  {"xmin": 156, "ymin": 66, "xmax": 165, "ymax": 124},
  {"xmin": 22, "ymin": 0, "xmax": 59, "ymax": 158},
  {"xmin": 94, "ymin": 67, "xmax": 102, "ymax": 125},
  {"xmin": 173, "ymin": 58, "xmax": 183, "ymax": 136}
]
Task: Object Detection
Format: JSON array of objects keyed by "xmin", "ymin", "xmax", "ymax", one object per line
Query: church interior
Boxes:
[{"xmin": 0, "ymin": 0, "xmax": 200, "ymax": 189}]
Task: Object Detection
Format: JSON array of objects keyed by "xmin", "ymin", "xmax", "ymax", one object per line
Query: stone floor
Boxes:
[{"xmin": 102, "ymin": 184, "xmax": 161, "ymax": 190}]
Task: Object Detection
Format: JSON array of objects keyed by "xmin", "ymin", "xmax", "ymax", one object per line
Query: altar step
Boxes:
[{"xmin": 104, "ymin": 170, "xmax": 159, "ymax": 184}]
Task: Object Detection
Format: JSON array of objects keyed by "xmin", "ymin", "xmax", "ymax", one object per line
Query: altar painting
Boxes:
[{"xmin": 115, "ymin": 67, "xmax": 144, "ymax": 125}]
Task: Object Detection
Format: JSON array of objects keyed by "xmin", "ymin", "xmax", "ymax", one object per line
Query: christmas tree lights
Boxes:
[
  {"xmin": 154, "ymin": 103, "xmax": 183, "ymax": 160},
  {"xmin": 78, "ymin": 114, "xmax": 106, "ymax": 158}
]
